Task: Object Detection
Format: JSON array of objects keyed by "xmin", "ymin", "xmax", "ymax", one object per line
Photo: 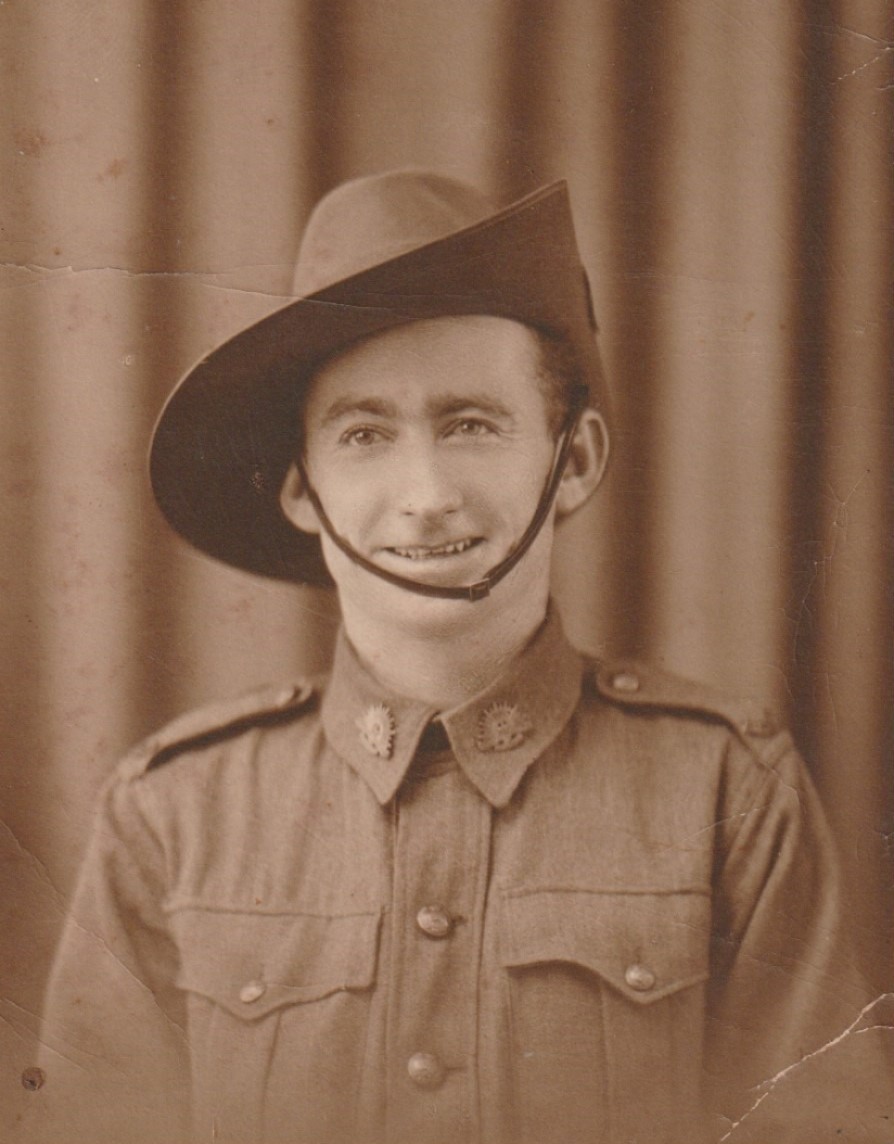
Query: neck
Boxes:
[{"xmin": 340, "ymin": 584, "xmax": 550, "ymax": 708}]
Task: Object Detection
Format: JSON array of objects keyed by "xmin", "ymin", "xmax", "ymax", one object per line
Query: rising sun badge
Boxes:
[
  {"xmin": 356, "ymin": 703, "xmax": 396, "ymax": 759},
  {"xmin": 475, "ymin": 701, "xmax": 532, "ymax": 752}
]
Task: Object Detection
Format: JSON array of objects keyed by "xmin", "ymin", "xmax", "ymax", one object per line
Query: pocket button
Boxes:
[
  {"xmin": 239, "ymin": 980, "xmax": 267, "ymax": 1004},
  {"xmin": 624, "ymin": 963, "xmax": 656, "ymax": 992},
  {"xmin": 407, "ymin": 1052, "xmax": 446, "ymax": 1089}
]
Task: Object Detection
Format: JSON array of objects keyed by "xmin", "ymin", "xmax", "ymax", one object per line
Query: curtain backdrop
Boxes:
[{"xmin": 2, "ymin": 0, "xmax": 891, "ymax": 1124}]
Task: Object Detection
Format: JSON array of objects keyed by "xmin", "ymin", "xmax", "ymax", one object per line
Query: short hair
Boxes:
[{"xmin": 533, "ymin": 329, "xmax": 588, "ymax": 438}]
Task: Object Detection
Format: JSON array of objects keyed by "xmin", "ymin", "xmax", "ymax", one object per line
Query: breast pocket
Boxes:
[
  {"xmin": 499, "ymin": 887, "xmax": 711, "ymax": 1144},
  {"xmin": 171, "ymin": 907, "xmax": 381, "ymax": 1143}
]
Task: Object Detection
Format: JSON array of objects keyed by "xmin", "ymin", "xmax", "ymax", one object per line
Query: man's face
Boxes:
[{"xmin": 292, "ymin": 316, "xmax": 560, "ymax": 633}]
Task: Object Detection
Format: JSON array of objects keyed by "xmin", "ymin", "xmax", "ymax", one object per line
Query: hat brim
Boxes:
[{"xmin": 150, "ymin": 181, "xmax": 602, "ymax": 585}]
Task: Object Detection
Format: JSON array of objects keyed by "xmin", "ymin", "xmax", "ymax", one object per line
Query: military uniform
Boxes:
[
  {"xmin": 38, "ymin": 171, "xmax": 893, "ymax": 1143},
  {"xmin": 37, "ymin": 608, "xmax": 891, "ymax": 1144}
]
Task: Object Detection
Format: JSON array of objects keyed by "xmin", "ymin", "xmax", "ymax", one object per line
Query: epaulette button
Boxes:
[
  {"xmin": 273, "ymin": 685, "xmax": 299, "ymax": 708},
  {"xmin": 611, "ymin": 671, "xmax": 641, "ymax": 693}
]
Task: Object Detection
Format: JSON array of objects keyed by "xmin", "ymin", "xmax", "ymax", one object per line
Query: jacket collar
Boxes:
[{"xmin": 320, "ymin": 605, "xmax": 582, "ymax": 808}]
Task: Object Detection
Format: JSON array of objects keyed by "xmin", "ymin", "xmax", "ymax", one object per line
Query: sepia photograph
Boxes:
[{"xmin": 2, "ymin": 3, "xmax": 892, "ymax": 1142}]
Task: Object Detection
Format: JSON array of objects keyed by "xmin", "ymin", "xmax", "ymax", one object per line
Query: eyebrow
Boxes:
[
  {"xmin": 432, "ymin": 395, "xmax": 514, "ymax": 420},
  {"xmin": 318, "ymin": 396, "xmax": 398, "ymax": 427},
  {"xmin": 317, "ymin": 391, "xmax": 516, "ymax": 427}
]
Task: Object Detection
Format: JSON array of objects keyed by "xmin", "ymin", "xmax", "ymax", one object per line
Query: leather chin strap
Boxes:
[{"xmin": 297, "ymin": 385, "xmax": 589, "ymax": 603}]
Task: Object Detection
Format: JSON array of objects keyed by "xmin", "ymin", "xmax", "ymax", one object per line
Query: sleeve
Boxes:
[
  {"xmin": 705, "ymin": 733, "xmax": 893, "ymax": 1142},
  {"xmin": 34, "ymin": 770, "xmax": 190, "ymax": 1144}
]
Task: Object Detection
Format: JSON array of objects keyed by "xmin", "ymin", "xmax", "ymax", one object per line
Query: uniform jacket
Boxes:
[{"xmin": 36, "ymin": 609, "xmax": 892, "ymax": 1144}]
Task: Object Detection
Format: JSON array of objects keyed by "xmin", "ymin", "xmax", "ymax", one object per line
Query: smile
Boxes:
[{"xmin": 387, "ymin": 538, "xmax": 481, "ymax": 560}]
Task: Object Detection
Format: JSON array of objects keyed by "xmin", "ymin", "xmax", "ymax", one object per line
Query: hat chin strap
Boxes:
[{"xmin": 297, "ymin": 386, "xmax": 588, "ymax": 603}]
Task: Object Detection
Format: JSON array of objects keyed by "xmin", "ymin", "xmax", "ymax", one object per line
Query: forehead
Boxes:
[{"xmin": 303, "ymin": 315, "xmax": 544, "ymax": 413}]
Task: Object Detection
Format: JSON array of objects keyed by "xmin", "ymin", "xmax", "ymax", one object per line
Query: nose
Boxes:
[{"xmin": 396, "ymin": 441, "xmax": 462, "ymax": 519}]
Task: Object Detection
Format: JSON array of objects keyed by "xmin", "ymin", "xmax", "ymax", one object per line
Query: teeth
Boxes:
[{"xmin": 392, "ymin": 539, "xmax": 476, "ymax": 559}]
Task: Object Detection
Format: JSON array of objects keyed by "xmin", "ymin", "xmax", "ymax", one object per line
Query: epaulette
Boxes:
[
  {"xmin": 590, "ymin": 660, "xmax": 778, "ymax": 741},
  {"xmin": 118, "ymin": 679, "xmax": 318, "ymax": 779}
]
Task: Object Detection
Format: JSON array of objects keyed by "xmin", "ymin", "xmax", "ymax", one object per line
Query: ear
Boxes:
[
  {"xmin": 279, "ymin": 462, "xmax": 322, "ymax": 535},
  {"xmin": 555, "ymin": 408, "xmax": 610, "ymax": 518}
]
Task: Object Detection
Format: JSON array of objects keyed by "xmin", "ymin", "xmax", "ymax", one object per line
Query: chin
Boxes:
[
  {"xmin": 324, "ymin": 536, "xmax": 553, "ymax": 639},
  {"xmin": 367, "ymin": 577, "xmax": 490, "ymax": 635},
  {"xmin": 354, "ymin": 570, "xmax": 553, "ymax": 647}
]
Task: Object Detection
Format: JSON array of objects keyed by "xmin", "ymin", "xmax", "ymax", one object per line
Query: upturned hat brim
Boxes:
[{"xmin": 150, "ymin": 180, "xmax": 603, "ymax": 585}]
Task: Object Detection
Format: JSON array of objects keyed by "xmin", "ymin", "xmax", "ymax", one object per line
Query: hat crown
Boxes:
[{"xmin": 292, "ymin": 170, "xmax": 496, "ymax": 296}]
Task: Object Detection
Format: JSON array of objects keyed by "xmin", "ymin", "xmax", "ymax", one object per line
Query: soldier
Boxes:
[{"xmin": 37, "ymin": 171, "xmax": 891, "ymax": 1143}]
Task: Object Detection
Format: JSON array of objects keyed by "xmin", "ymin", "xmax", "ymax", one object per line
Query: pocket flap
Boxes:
[
  {"xmin": 172, "ymin": 907, "xmax": 381, "ymax": 1019},
  {"xmin": 500, "ymin": 888, "xmax": 710, "ymax": 1004}
]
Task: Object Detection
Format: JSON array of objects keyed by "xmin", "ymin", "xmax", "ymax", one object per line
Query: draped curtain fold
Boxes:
[{"xmin": 2, "ymin": 0, "xmax": 891, "ymax": 1115}]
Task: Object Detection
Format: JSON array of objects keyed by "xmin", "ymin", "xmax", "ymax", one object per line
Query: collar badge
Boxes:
[
  {"xmin": 475, "ymin": 701, "xmax": 532, "ymax": 752},
  {"xmin": 356, "ymin": 702, "xmax": 396, "ymax": 759}
]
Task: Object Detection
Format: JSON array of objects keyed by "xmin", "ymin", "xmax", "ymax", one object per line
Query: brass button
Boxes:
[
  {"xmin": 624, "ymin": 963, "xmax": 656, "ymax": 992},
  {"xmin": 416, "ymin": 905, "xmax": 453, "ymax": 939},
  {"xmin": 611, "ymin": 671, "xmax": 641, "ymax": 693},
  {"xmin": 239, "ymin": 980, "xmax": 266, "ymax": 1004},
  {"xmin": 407, "ymin": 1052, "xmax": 446, "ymax": 1089}
]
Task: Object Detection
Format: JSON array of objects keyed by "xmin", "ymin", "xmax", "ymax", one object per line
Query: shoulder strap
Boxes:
[
  {"xmin": 590, "ymin": 660, "xmax": 778, "ymax": 740},
  {"xmin": 118, "ymin": 680, "xmax": 318, "ymax": 778}
]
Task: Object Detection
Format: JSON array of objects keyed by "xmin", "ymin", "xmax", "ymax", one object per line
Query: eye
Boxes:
[
  {"xmin": 446, "ymin": 418, "xmax": 495, "ymax": 439},
  {"xmin": 339, "ymin": 426, "xmax": 385, "ymax": 447}
]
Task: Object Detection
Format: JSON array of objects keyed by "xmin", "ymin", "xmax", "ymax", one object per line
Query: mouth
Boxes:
[{"xmin": 384, "ymin": 537, "xmax": 483, "ymax": 562}]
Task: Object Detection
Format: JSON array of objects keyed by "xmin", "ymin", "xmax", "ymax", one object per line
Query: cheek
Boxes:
[
  {"xmin": 309, "ymin": 439, "xmax": 552, "ymax": 530},
  {"xmin": 322, "ymin": 478, "xmax": 380, "ymax": 529},
  {"xmin": 310, "ymin": 460, "xmax": 398, "ymax": 541},
  {"xmin": 504, "ymin": 443, "xmax": 555, "ymax": 497}
]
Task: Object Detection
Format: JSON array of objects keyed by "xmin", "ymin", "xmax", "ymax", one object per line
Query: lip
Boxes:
[
  {"xmin": 375, "ymin": 536, "xmax": 487, "ymax": 582},
  {"xmin": 385, "ymin": 537, "xmax": 482, "ymax": 561}
]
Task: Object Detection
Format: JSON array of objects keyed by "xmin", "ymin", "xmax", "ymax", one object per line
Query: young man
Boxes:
[{"xmin": 37, "ymin": 172, "xmax": 890, "ymax": 1144}]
